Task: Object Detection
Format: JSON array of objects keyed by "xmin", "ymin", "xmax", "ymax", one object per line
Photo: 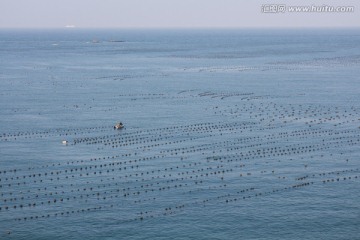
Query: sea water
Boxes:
[{"xmin": 0, "ymin": 29, "xmax": 360, "ymax": 239}]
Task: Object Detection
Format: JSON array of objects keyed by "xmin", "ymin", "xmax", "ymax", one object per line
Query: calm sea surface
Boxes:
[{"xmin": 0, "ymin": 29, "xmax": 360, "ymax": 239}]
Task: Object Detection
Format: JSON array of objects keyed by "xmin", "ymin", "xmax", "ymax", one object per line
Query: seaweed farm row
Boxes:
[{"xmin": 1, "ymin": 96, "xmax": 359, "ymax": 228}]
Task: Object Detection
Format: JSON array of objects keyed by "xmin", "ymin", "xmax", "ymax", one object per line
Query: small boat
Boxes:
[
  {"xmin": 114, "ymin": 122, "xmax": 124, "ymax": 130},
  {"xmin": 62, "ymin": 140, "xmax": 68, "ymax": 145}
]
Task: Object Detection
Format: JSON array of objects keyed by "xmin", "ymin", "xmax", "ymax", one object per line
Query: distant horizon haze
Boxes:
[{"xmin": 0, "ymin": 0, "xmax": 359, "ymax": 29}]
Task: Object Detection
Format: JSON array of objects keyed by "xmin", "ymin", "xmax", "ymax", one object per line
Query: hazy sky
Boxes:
[{"xmin": 0, "ymin": 0, "xmax": 359, "ymax": 28}]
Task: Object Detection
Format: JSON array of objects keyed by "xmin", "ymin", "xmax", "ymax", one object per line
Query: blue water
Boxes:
[{"xmin": 1, "ymin": 29, "xmax": 360, "ymax": 239}]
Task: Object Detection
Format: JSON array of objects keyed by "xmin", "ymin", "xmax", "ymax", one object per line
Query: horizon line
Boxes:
[{"xmin": 1, "ymin": 26, "xmax": 360, "ymax": 30}]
